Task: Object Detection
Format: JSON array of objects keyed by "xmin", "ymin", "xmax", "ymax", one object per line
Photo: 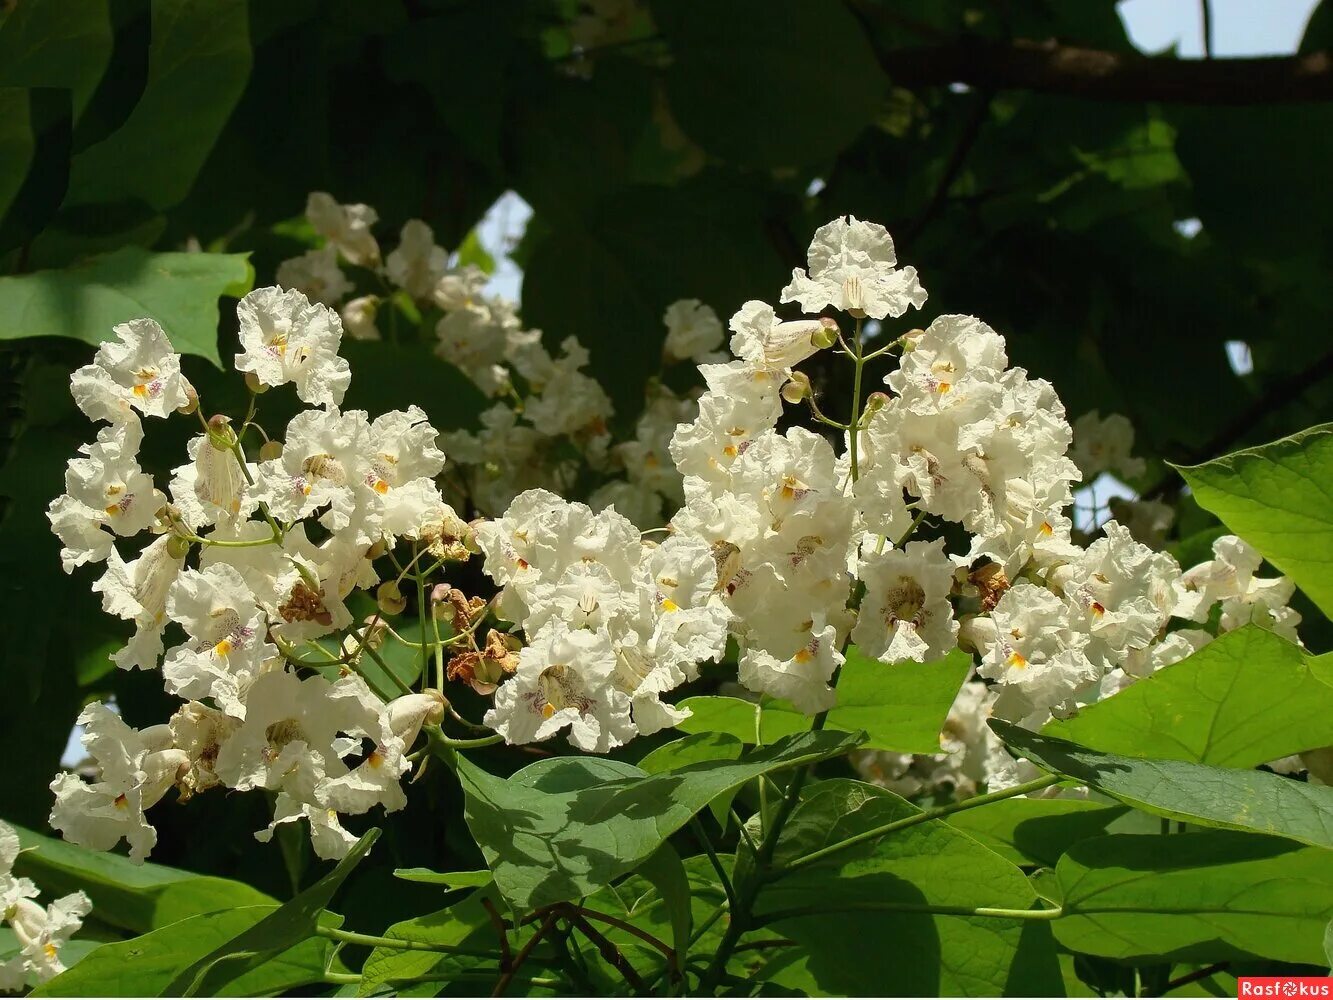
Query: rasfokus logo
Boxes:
[{"xmin": 1238, "ymin": 978, "xmax": 1333, "ymax": 997}]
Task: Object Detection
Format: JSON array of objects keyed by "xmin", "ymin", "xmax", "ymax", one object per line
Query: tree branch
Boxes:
[{"xmin": 873, "ymin": 38, "xmax": 1333, "ymax": 105}]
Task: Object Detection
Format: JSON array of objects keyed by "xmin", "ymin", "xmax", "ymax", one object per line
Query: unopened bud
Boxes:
[
  {"xmin": 206, "ymin": 415, "xmax": 237, "ymax": 452},
  {"xmin": 176, "ymin": 383, "xmax": 199, "ymax": 416},
  {"xmin": 258, "ymin": 440, "xmax": 283, "ymax": 462},
  {"xmin": 781, "ymin": 372, "xmax": 811, "ymax": 405},
  {"xmin": 900, "ymin": 328, "xmax": 926, "ymax": 351},
  {"xmin": 166, "ymin": 534, "xmax": 192, "ymax": 559},
  {"xmin": 811, "ymin": 317, "xmax": 839, "ymax": 350},
  {"xmin": 864, "ymin": 391, "xmax": 890, "ymax": 414},
  {"xmin": 244, "ymin": 372, "xmax": 269, "ymax": 395},
  {"xmin": 366, "ymin": 538, "xmax": 388, "ymax": 560},
  {"xmin": 377, "ymin": 581, "xmax": 406, "ymax": 616}
]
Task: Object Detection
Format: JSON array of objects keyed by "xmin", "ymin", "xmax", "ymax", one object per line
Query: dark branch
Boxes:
[{"xmin": 875, "ymin": 38, "xmax": 1333, "ymax": 105}]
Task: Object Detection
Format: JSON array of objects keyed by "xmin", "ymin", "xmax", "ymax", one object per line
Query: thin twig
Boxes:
[{"xmin": 492, "ymin": 913, "xmax": 556, "ymax": 997}]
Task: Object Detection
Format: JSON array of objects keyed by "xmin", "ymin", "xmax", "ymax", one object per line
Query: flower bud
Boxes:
[
  {"xmin": 781, "ymin": 372, "xmax": 811, "ymax": 404},
  {"xmin": 811, "ymin": 316, "xmax": 839, "ymax": 350},
  {"xmin": 387, "ymin": 689, "xmax": 447, "ymax": 747},
  {"xmin": 258, "ymin": 440, "xmax": 283, "ymax": 462},
  {"xmin": 166, "ymin": 534, "xmax": 193, "ymax": 560},
  {"xmin": 176, "ymin": 383, "xmax": 199, "ymax": 416},
  {"xmin": 206, "ymin": 414, "xmax": 237, "ymax": 452},
  {"xmin": 243, "ymin": 372, "xmax": 269, "ymax": 395},
  {"xmin": 864, "ymin": 391, "xmax": 890, "ymax": 414},
  {"xmin": 377, "ymin": 581, "xmax": 406, "ymax": 616},
  {"xmin": 366, "ymin": 538, "xmax": 388, "ymax": 560}
]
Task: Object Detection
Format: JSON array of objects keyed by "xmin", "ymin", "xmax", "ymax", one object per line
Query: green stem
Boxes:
[
  {"xmin": 346, "ymin": 621, "xmax": 414, "ymax": 697},
  {"xmin": 756, "ymin": 901, "xmax": 1063, "ymax": 925},
  {"xmin": 690, "ymin": 817, "xmax": 737, "ymax": 911},
  {"xmin": 414, "ymin": 550, "xmax": 431, "ymax": 689},
  {"xmin": 775, "ymin": 773, "xmax": 1061, "ymax": 876},
  {"xmin": 427, "ymin": 725, "xmax": 502, "ymax": 751},
  {"xmin": 314, "ymin": 924, "xmax": 504, "ymax": 960},
  {"xmin": 183, "ymin": 530, "xmax": 280, "ymax": 549}
]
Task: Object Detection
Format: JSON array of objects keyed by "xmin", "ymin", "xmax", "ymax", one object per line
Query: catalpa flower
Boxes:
[
  {"xmin": 305, "ymin": 191, "xmax": 380, "ymax": 267},
  {"xmin": 386, "ymin": 219, "xmax": 449, "ymax": 300},
  {"xmin": 781, "ymin": 215, "xmax": 927, "ymax": 319},
  {"xmin": 71, "ymin": 318, "xmax": 194, "ymax": 424},
  {"xmin": 234, "ymin": 287, "xmax": 351, "ymax": 408}
]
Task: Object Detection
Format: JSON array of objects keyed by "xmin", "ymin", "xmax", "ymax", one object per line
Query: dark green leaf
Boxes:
[
  {"xmin": 657, "ymin": 0, "xmax": 885, "ymax": 168},
  {"xmin": 163, "ymin": 828, "xmax": 379, "ymax": 996},
  {"xmin": 456, "ymin": 730, "xmax": 863, "ymax": 910},
  {"xmin": 1046, "ymin": 626, "xmax": 1333, "ymax": 767},
  {"xmin": 757, "ymin": 779, "xmax": 1063, "ymax": 997},
  {"xmin": 0, "ymin": 246, "xmax": 252, "ymax": 364},
  {"xmin": 946, "ymin": 799, "xmax": 1127, "ymax": 868},
  {"xmin": 11, "ymin": 823, "xmax": 273, "ymax": 934},
  {"xmin": 680, "ymin": 647, "xmax": 971, "ymax": 754},
  {"xmin": 0, "ymin": 0, "xmax": 112, "ymax": 119},
  {"xmin": 63, "ymin": 0, "xmax": 252, "ymax": 212},
  {"xmin": 392, "ymin": 868, "xmax": 490, "ymax": 889},
  {"xmin": 991, "ymin": 721, "xmax": 1333, "ymax": 849},
  {"xmin": 635, "ymin": 843, "xmax": 692, "ymax": 967},
  {"xmin": 637, "ymin": 731, "xmax": 742, "ymax": 826},
  {"xmin": 1055, "ymin": 832, "xmax": 1333, "ymax": 966}
]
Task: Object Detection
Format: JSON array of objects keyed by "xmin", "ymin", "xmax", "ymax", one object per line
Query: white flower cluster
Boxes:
[
  {"xmin": 46, "ymin": 291, "xmax": 458, "ymax": 860},
  {"xmin": 472, "ymin": 216, "xmax": 1304, "ymax": 789},
  {"xmin": 278, "ymin": 194, "xmax": 719, "ymax": 524},
  {"xmin": 0, "ymin": 821, "xmax": 89, "ymax": 989}
]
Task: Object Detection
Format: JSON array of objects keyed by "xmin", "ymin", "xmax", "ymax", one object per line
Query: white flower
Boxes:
[
  {"xmin": 485, "ymin": 623, "xmax": 636, "ymax": 752},
  {"xmin": 1174, "ymin": 535, "xmax": 1300, "ymax": 645},
  {"xmin": 169, "ymin": 433, "xmax": 255, "ymax": 530},
  {"xmin": 70, "ymin": 318, "xmax": 194, "ymax": 423},
  {"xmin": 1122, "ymin": 627, "xmax": 1212, "ymax": 679},
  {"xmin": 168, "ymin": 702, "xmax": 238, "ymax": 797},
  {"xmin": 728, "ymin": 301, "xmax": 834, "ymax": 371},
  {"xmin": 972, "ymin": 582, "xmax": 1098, "ymax": 721},
  {"xmin": 234, "ymin": 287, "xmax": 351, "ymax": 408},
  {"xmin": 662, "ymin": 299, "xmax": 723, "ymax": 362},
  {"xmin": 853, "ymin": 538, "xmax": 958, "ymax": 664},
  {"xmin": 93, "ymin": 535, "xmax": 186, "ymax": 671},
  {"xmin": 1070, "ymin": 411, "xmax": 1146, "ymax": 481},
  {"xmin": 1048, "ymin": 521, "xmax": 1180, "ymax": 670},
  {"xmin": 48, "ymin": 423, "xmax": 162, "ymax": 572},
  {"xmin": 1107, "ymin": 496, "xmax": 1175, "ymax": 550},
  {"xmin": 386, "ymin": 219, "xmax": 448, "ymax": 300},
  {"xmin": 366, "ymin": 406, "xmax": 448, "ymax": 534},
  {"xmin": 253, "ymin": 408, "xmax": 373, "ymax": 534},
  {"xmin": 434, "ymin": 300, "xmax": 518, "ymax": 396},
  {"xmin": 340, "ymin": 295, "xmax": 382, "ymax": 341},
  {"xmin": 738, "ymin": 617, "xmax": 842, "ymax": 714},
  {"xmin": 306, "ymin": 192, "xmax": 380, "ymax": 266},
  {"xmin": 49, "ymin": 704, "xmax": 187, "ymax": 862},
  {"xmin": 669, "ymin": 362, "xmax": 784, "ymax": 494},
  {"xmin": 276, "ymin": 245, "xmax": 352, "ymax": 306},
  {"xmin": 522, "ymin": 338, "xmax": 614, "ymax": 437},
  {"xmin": 431, "ymin": 264, "xmax": 489, "ymax": 312},
  {"xmin": 162, "ymin": 564, "xmax": 278, "ymax": 718},
  {"xmin": 780, "ymin": 216, "xmax": 927, "ymax": 319},
  {"xmin": 1, "ymin": 888, "xmax": 91, "ymax": 985},
  {"xmin": 589, "ymin": 479, "xmax": 665, "ymax": 531}
]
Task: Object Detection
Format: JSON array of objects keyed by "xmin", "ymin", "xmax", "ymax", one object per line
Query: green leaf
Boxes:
[
  {"xmin": 455, "ymin": 729, "xmax": 864, "ymax": 911},
  {"xmin": 946, "ymin": 799, "xmax": 1127, "ymax": 868},
  {"xmin": 163, "ymin": 828, "xmax": 379, "ymax": 996},
  {"xmin": 635, "ymin": 843, "xmax": 692, "ymax": 968},
  {"xmin": 358, "ymin": 887, "xmax": 506, "ymax": 997},
  {"xmin": 991, "ymin": 721, "xmax": 1333, "ymax": 849},
  {"xmin": 11, "ymin": 823, "xmax": 273, "ymax": 934},
  {"xmin": 392, "ymin": 868, "xmax": 491, "ymax": 889},
  {"xmin": 756, "ymin": 779, "xmax": 1063, "ymax": 996},
  {"xmin": 33, "ymin": 908, "xmax": 341, "ymax": 997},
  {"xmin": 455, "ymin": 228, "xmax": 496, "ymax": 275},
  {"xmin": 678, "ymin": 647, "xmax": 971, "ymax": 754},
  {"xmin": 1054, "ymin": 832, "xmax": 1333, "ymax": 966},
  {"xmin": 637, "ymin": 731, "xmax": 742, "ymax": 826},
  {"xmin": 0, "ymin": 0, "xmax": 113, "ymax": 119},
  {"xmin": 0, "ymin": 90, "xmax": 34, "ymax": 224},
  {"xmin": 1046, "ymin": 627, "xmax": 1333, "ymax": 768},
  {"xmin": 1177, "ymin": 424, "xmax": 1333, "ymax": 619},
  {"xmin": 63, "ymin": 0, "xmax": 252, "ymax": 212},
  {"xmin": 656, "ymin": 0, "xmax": 885, "ymax": 168},
  {"xmin": 0, "ymin": 246, "xmax": 252, "ymax": 364}
]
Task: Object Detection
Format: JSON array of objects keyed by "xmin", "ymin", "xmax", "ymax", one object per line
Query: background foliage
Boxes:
[{"xmin": 1, "ymin": 0, "xmax": 1331, "ymax": 995}]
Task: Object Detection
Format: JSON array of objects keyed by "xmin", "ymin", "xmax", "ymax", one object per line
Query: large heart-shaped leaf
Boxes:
[
  {"xmin": 992, "ymin": 722, "xmax": 1333, "ymax": 849},
  {"xmin": 455, "ymin": 730, "xmax": 863, "ymax": 911}
]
